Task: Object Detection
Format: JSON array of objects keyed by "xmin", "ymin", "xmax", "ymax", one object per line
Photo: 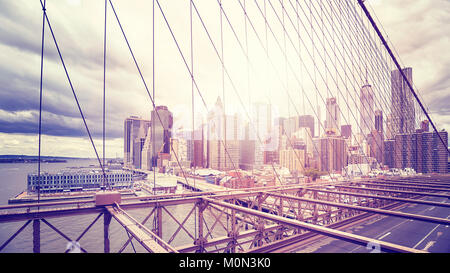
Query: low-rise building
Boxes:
[{"xmin": 27, "ymin": 169, "xmax": 133, "ymax": 193}]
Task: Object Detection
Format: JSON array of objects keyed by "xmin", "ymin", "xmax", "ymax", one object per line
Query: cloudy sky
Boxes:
[{"xmin": 0, "ymin": 0, "xmax": 448, "ymax": 158}]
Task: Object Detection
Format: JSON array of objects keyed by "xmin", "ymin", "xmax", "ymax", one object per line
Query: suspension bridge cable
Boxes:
[
  {"xmin": 219, "ymin": 0, "xmax": 226, "ymax": 171},
  {"xmin": 227, "ymin": 0, "xmax": 344, "ymax": 181},
  {"xmin": 219, "ymin": 0, "xmax": 342, "ymax": 183},
  {"xmin": 298, "ymin": 1, "xmax": 390, "ymax": 169},
  {"xmin": 190, "ymin": 0, "xmax": 197, "ymax": 240},
  {"xmin": 102, "ymin": 0, "xmax": 108, "ymax": 190},
  {"xmin": 257, "ymin": 0, "xmax": 368, "ymax": 175},
  {"xmin": 217, "ymin": 0, "xmax": 317, "ymax": 185},
  {"xmin": 366, "ymin": 1, "xmax": 431, "ymax": 119},
  {"xmin": 284, "ymin": 0, "xmax": 390, "ymax": 169},
  {"xmin": 358, "ymin": 0, "xmax": 449, "ymax": 155},
  {"xmin": 107, "ymin": 0, "xmax": 192, "ymax": 189},
  {"xmin": 311, "ymin": 0, "xmax": 399, "ymax": 146},
  {"xmin": 335, "ymin": 0, "xmax": 409, "ymax": 135},
  {"xmin": 327, "ymin": 0, "xmax": 405, "ymax": 145},
  {"xmin": 37, "ymin": 0, "xmax": 46, "ymax": 203},
  {"xmin": 344, "ymin": 1, "xmax": 421, "ymax": 132},
  {"xmin": 38, "ymin": 0, "xmax": 108, "ymax": 185},
  {"xmin": 190, "ymin": 0, "xmax": 288, "ymax": 186},
  {"xmin": 154, "ymin": 0, "xmax": 245, "ymax": 187}
]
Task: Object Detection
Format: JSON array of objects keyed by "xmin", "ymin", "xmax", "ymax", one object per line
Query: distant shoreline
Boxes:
[
  {"xmin": 0, "ymin": 155, "xmax": 96, "ymax": 164},
  {"xmin": 0, "ymin": 155, "xmax": 122, "ymax": 164},
  {"xmin": 0, "ymin": 158, "xmax": 68, "ymax": 164}
]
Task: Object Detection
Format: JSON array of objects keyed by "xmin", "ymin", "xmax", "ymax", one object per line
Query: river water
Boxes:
[{"xmin": 0, "ymin": 160, "xmax": 224, "ymax": 253}]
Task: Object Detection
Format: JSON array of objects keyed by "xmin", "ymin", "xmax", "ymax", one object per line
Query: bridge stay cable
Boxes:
[
  {"xmin": 37, "ymin": 0, "xmax": 46, "ymax": 203},
  {"xmin": 37, "ymin": 0, "xmax": 108, "ymax": 187},
  {"xmin": 357, "ymin": 0, "xmax": 449, "ymax": 156}
]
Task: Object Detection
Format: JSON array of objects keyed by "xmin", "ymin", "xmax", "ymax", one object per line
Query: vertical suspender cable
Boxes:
[
  {"xmin": 358, "ymin": 0, "xmax": 449, "ymax": 156},
  {"xmin": 152, "ymin": 0, "xmax": 157, "ymax": 233},
  {"xmin": 282, "ymin": 0, "xmax": 289, "ymax": 122},
  {"xmin": 152, "ymin": 0, "xmax": 156, "ymax": 192},
  {"xmin": 37, "ymin": 0, "xmax": 46, "ymax": 203},
  {"xmin": 190, "ymin": 0, "xmax": 197, "ymax": 241},
  {"xmin": 244, "ymin": 0, "xmax": 250, "ymax": 113},
  {"xmin": 219, "ymin": 0, "xmax": 226, "ymax": 170},
  {"xmin": 39, "ymin": 0, "xmax": 108, "ymax": 186},
  {"xmin": 108, "ymin": 0, "xmax": 192, "ymax": 190},
  {"xmin": 103, "ymin": 0, "xmax": 108, "ymax": 190}
]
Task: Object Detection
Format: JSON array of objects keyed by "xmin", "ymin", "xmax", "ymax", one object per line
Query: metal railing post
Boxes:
[
  {"xmin": 33, "ymin": 219, "xmax": 40, "ymax": 253},
  {"xmin": 104, "ymin": 211, "xmax": 112, "ymax": 253}
]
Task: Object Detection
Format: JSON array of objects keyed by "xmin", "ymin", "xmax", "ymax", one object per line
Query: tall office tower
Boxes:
[
  {"xmin": 239, "ymin": 121, "xmax": 254, "ymax": 170},
  {"xmin": 187, "ymin": 128, "xmax": 204, "ymax": 168},
  {"xmin": 394, "ymin": 134, "xmax": 410, "ymax": 170},
  {"xmin": 283, "ymin": 116, "xmax": 298, "ymax": 138},
  {"xmin": 360, "ymin": 83, "xmax": 375, "ymax": 137},
  {"xmin": 326, "ymin": 97, "xmax": 340, "ymax": 135},
  {"xmin": 170, "ymin": 138, "xmax": 188, "ymax": 163},
  {"xmin": 375, "ymin": 110, "xmax": 383, "ymax": 134},
  {"xmin": 151, "ymin": 105, "xmax": 173, "ymax": 156},
  {"xmin": 208, "ymin": 137, "xmax": 240, "ymax": 171},
  {"xmin": 124, "ymin": 116, "xmax": 151, "ymax": 168},
  {"xmin": 386, "ymin": 114, "xmax": 394, "ymax": 140},
  {"xmin": 368, "ymin": 130, "xmax": 384, "ymax": 166},
  {"xmin": 394, "ymin": 131, "xmax": 448, "ymax": 174},
  {"xmin": 279, "ymin": 148, "xmax": 306, "ymax": 174},
  {"xmin": 207, "ymin": 97, "xmax": 241, "ymax": 171},
  {"xmin": 298, "ymin": 115, "xmax": 315, "ymax": 138},
  {"xmin": 419, "ymin": 131, "xmax": 448, "ymax": 174},
  {"xmin": 420, "ymin": 120, "xmax": 430, "ymax": 132},
  {"xmin": 317, "ymin": 105, "xmax": 321, "ymax": 137},
  {"xmin": 319, "ymin": 135, "xmax": 348, "ymax": 173},
  {"xmin": 293, "ymin": 127, "xmax": 313, "ymax": 155},
  {"xmin": 141, "ymin": 127, "xmax": 153, "ymax": 170},
  {"xmin": 341, "ymin": 125, "xmax": 352, "ymax": 139},
  {"xmin": 391, "ymin": 67, "xmax": 415, "ymax": 136},
  {"xmin": 132, "ymin": 125, "xmax": 147, "ymax": 169},
  {"xmin": 251, "ymin": 103, "xmax": 273, "ymax": 168},
  {"xmin": 383, "ymin": 139, "xmax": 395, "ymax": 168}
]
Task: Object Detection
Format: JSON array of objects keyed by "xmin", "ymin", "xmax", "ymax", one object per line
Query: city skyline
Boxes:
[
  {"xmin": 0, "ymin": 0, "xmax": 448, "ymax": 159},
  {"xmin": 123, "ymin": 92, "xmax": 448, "ymax": 176},
  {"xmin": 0, "ymin": 0, "xmax": 449, "ymax": 256}
]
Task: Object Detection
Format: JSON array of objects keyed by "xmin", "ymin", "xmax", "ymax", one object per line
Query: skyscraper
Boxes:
[
  {"xmin": 124, "ymin": 116, "xmax": 151, "ymax": 168},
  {"xmin": 239, "ymin": 121, "xmax": 255, "ymax": 170},
  {"xmin": 386, "ymin": 114, "xmax": 394, "ymax": 140},
  {"xmin": 293, "ymin": 127, "xmax": 313, "ymax": 155},
  {"xmin": 140, "ymin": 106, "xmax": 173, "ymax": 170},
  {"xmin": 368, "ymin": 129, "xmax": 384, "ymax": 166},
  {"xmin": 141, "ymin": 127, "xmax": 153, "ymax": 170},
  {"xmin": 170, "ymin": 137, "xmax": 188, "ymax": 163},
  {"xmin": 207, "ymin": 97, "xmax": 240, "ymax": 170},
  {"xmin": 391, "ymin": 67, "xmax": 415, "ymax": 136},
  {"xmin": 283, "ymin": 117, "xmax": 297, "ymax": 138},
  {"xmin": 186, "ymin": 128, "xmax": 204, "ymax": 168},
  {"xmin": 298, "ymin": 115, "xmax": 315, "ymax": 138},
  {"xmin": 251, "ymin": 103, "xmax": 273, "ymax": 167},
  {"xmin": 279, "ymin": 148, "xmax": 306, "ymax": 175},
  {"xmin": 341, "ymin": 125, "xmax": 352, "ymax": 139},
  {"xmin": 319, "ymin": 135, "xmax": 348, "ymax": 173},
  {"xmin": 151, "ymin": 106, "xmax": 173, "ymax": 155},
  {"xmin": 420, "ymin": 120, "xmax": 430, "ymax": 132},
  {"xmin": 326, "ymin": 98, "xmax": 340, "ymax": 135},
  {"xmin": 132, "ymin": 126, "xmax": 147, "ymax": 169},
  {"xmin": 360, "ymin": 84, "xmax": 375, "ymax": 137},
  {"xmin": 375, "ymin": 110, "xmax": 383, "ymax": 133},
  {"xmin": 383, "ymin": 139, "xmax": 395, "ymax": 168},
  {"xmin": 394, "ymin": 131, "xmax": 448, "ymax": 174}
]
